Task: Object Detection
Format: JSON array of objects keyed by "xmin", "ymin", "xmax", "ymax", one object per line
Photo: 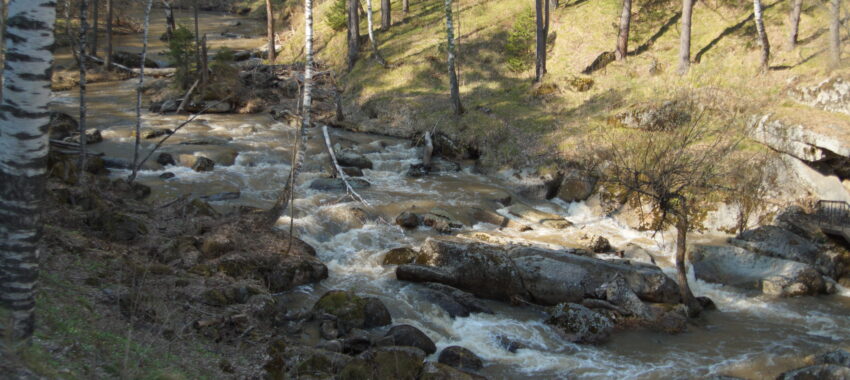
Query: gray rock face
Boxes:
[
  {"xmin": 790, "ymin": 77, "xmax": 850, "ymax": 115},
  {"xmin": 557, "ymin": 169, "xmax": 596, "ymax": 203},
  {"xmin": 384, "ymin": 324, "xmax": 437, "ymax": 355},
  {"xmin": 397, "ymin": 237, "xmax": 680, "ymax": 306},
  {"xmin": 776, "ymin": 364, "xmax": 850, "ymax": 380},
  {"xmin": 545, "ymin": 303, "xmax": 614, "ymax": 344},
  {"xmin": 690, "ymin": 245, "xmax": 827, "ymax": 297},
  {"xmin": 730, "ymin": 225, "xmax": 841, "ymax": 277},
  {"xmin": 499, "ymin": 170, "xmax": 562, "ymax": 201}
]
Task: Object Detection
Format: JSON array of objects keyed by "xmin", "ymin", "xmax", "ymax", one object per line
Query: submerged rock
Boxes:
[
  {"xmin": 546, "ymin": 303, "xmax": 614, "ymax": 344},
  {"xmin": 309, "ymin": 178, "xmax": 371, "ymax": 191},
  {"xmin": 382, "ymin": 247, "xmax": 418, "ymax": 265},
  {"xmin": 418, "ymin": 282, "xmax": 493, "ymax": 318},
  {"xmin": 690, "ymin": 245, "xmax": 827, "ymax": 297},
  {"xmin": 337, "ymin": 151, "xmax": 374, "ymax": 170},
  {"xmin": 395, "ymin": 211, "xmax": 420, "ymax": 229}
]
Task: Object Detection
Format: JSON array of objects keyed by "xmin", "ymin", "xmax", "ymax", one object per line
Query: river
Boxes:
[{"xmin": 49, "ymin": 7, "xmax": 850, "ymax": 380}]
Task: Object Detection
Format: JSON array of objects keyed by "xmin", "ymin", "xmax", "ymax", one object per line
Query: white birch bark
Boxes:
[{"xmin": 129, "ymin": 0, "xmax": 153, "ymax": 183}]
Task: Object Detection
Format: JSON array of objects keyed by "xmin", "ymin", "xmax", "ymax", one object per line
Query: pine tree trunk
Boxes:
[
  {"xmin": 678, "ymin": 0, "xmax": 694, "ymax": 75},
  {"xmin": 129, "ymin": 0, "xmax": 153, "ymax": 183},
  {"xmin": 787, "ymin": 0, "xmax": 802, "ymax": 50},
  {"xmin": 831, "ymin": 0, "xmax": 841, "ymax": 66},
  {"xmin": 266, "ymin": 0, "xmax": 276, "ymax": 62},
  {"xmin": 753, "ymin": 0, "xmax": 770, "ymax": 72},
  {"xmin": 78, "ymin": 0, "xmax": 89, "ymax": 175},
  {"xmin": 268, "ymin": 0, "xmax": 313, "ymax": 225},
  {"xmin": 403, "ymin": 0, "xmax": 409, "ymax": 13},
  {"xmin": 615, "ymin": 0, "xmax": 631, "ymax": 60},
  {"xmin": 0, "ymin": 0, "xmax": 56, "ymax": 342},
  {"xmin": 347, "ymin": 0, "xmax": 360, "ymax": 70},
  {"xmin": 105, "ymin": 0, "xmax": 113, "ymax": 70},
  {"xmin": 381, "ymin": 0, "xmax": 391, "ymax": 30},
  {"xmin": 91, "ymin": 0, "xmax": 99, "ymax": 56},
  {"xmin": 445, "ymin": 0, "xmax": 462, "ymax": 114},
  {"xmin": 534, "ymin": 0, "xmax": 546, "ymax": 82}
]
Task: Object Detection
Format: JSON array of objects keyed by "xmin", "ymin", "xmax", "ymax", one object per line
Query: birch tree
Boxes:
[
  {"xmin": 403, "ymin": 0, "xmax": 409, "ymax": 13},
  {"xmin": 105, "ymin": 0, "xmax": 113, "ymax": 70},
  {"xmin": 615, "ymin": 0, "xmax": 632, "ymax": 61},
  {"xmin": 365, "ymin": 0, "xmax": 387, "ymax": 66},
  {"xmin": 78, "ymin": 0, "xmax": 89, "ymax": 175},
  {"xmin": 265, "ymin": 0, "xmax": 276, "ymax": 62},
  {"xmin": 381, "ymin": 0, "xmax": 391, "ymax": 30},
  {"xmin": 347, "ymin": 0, "xmax": 360, "ymax": 70},
  {"xmin": 0, "ymin": 0, "xmax": 56, "ymax": 342},
  {"xmin": 787, "ymin": 0, "xmax": 802, "ymax": 50},
  {"xmin": 129, "ymin": 0, "xmax": 153, "ymax": 184},
  {"xmin": 91, "ymin": 0, "xmax": 99, "ymax": 56},
  {"xmin": 753, "ymin": 0, "xmax": 770, "ymax": 72},
  {"xmin": 830, "ymin": 0, "xmax": 841, "ymax": 66},
  {"xmin": 678, "ymin": 0, "xmax": 694, "ymax": 74},
  {"xmin": 445, "ymin": 0, "xmax": 462, "ymax": 114},
  {"xmin": 267, "ymin": 0, "xmax": 314, "ymax": 225}
]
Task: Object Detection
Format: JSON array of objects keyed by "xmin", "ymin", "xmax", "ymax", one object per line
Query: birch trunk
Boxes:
[
  {"xmin": 677, "ymin": 0, "xmax": 694, "ymax": 74},
  {"xmin": 445, "ymin": 0, "xmax": 462, "ymax": 114},
  {"xmin": 163, "ymin": 0, "xmax": 176, "ymax": 40},
  {"xmin": 365, "ymin": 0, "xmax": 386, "ymax": 65},
  {"xmin": 265, "ymin": 0, "xmax": 276, "ymax": 62},
  {"xmin": 78, "ymin": 0, "xmax": 89, "ymax": 175},
  {"xmin": 129, "ymin": 0, "xmax": 153, "ymax": 184},
  {"xmin": 0, "ymin": 0, "xmax": 7, "ymax": 99},
  {"xmin": 91, "ymin": 0, "xmax": 99, "ymax": 56},
  {"xmin": 403, "ymin": 0, "xmax": 409, "ymax": 13},
  {"xmin": 0, "ymin": 0, "xmax": 56, "ymax": 342},
  {"xmin": 830, "ymin": 0, "xmax": 841, "ymax": 66},
  {"xmin": 753, "ymin": 0, "xmax": 770, "ymax": 72},
  {"xmin": 381, "ymin": 0, "xmax": 391, "ymax": 30},
  {"xmin": 615, "ymin": 0, "xmax": 631, "ymax": 60},
  {"xmin": 347, "ymin": 0, "xmax": 360, "ymax": 70},
  {"xmin": 105, "ymin": 0, "xmax": 113, "ymax": 70},
  {"xmin": 194, "ymin": 0, "xmax": 201, "ymax": 73},
  {"xmin": 787, "ymin": 0, "xmax": 802, "ymax": 50},
  {"xmin": 268, "ymin": 0, "xmax": 313, "ymax": 225}
]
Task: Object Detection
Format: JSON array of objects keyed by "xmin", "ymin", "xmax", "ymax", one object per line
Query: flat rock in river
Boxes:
[
  {"xmin": 506, "ymin": 203, "xmax": 572, "ymax": 229},
  {"xmin": 729, "ymin": 225, "xmax": 841, "ymax": 277}
]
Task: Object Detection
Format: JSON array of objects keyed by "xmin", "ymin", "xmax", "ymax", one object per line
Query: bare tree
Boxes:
[
  {"xmin": 403, "ymin": 0, "xmax": 409, "ymax": 13},
  {"xmin": 129, "ymin": 0, "xmax": 154, "ymax": 183},
  {"xmin": 534, "ymin": 0, "xmax": 550, "ymax": 82},
  {"xmin": 445, "ymin": 0, "xmax": 462, "ymax": 114},
  {"xmin": 267, "ymin": 0, "xmax": 314, "ymax": 225},
  {"xmin": 347, "ymin": 0, "xmax": 360, "ymax": 70},
  {"xmin": 266, "ymin": 0, "xmax": 276, "ymax": 62},
  {"xmin": 381, "ymin": 0, "xmax": 391, "ymax": 30},
  {"xmin": 830, "ymin": 0, "xmax": 841, "ymax": 66},
  {"xmin": 753, "ymin": 0, "xmax": 770, "ymax": 72},
  {"xmin": 105, "ymin": 0, "xmax": 113, "ymax": 70},
  {"xmin": 78, "ymin": 0, "xmax": 89, "ymax": 176},
  {"xmin": 787, "ymin": 0, "xmax": 802, "ymax": 50},
  {"xmin": 0, "ymin": 0, "xmax": 56, "ymax": 342},
  {"xmin": 365, "ymin": 0, "xmax": 387, "ymax": 66},
  {"xmin": 678, "ymin": 0, "xmax": 694, "ymax": 74},
  {"xmin": 91, "ymin": 0, "xmax": 99, "ymax": 56},
  {"xmin": 588, "ymin": 97, "xmax": 742, "ymax": 316},
  {"xmin": 615, "ymin": 0, "xmax": 632, "ymax": 60},
  {"xmin": 163, "ymin": 0, "xmax": 176, "ymax": 41}
]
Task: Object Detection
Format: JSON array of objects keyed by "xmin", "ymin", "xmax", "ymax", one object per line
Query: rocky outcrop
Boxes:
[
  {"xmin": 730, "ymin": 225, "xmax": 842, "ymax": 277},
  {"xmin": 790, "ymin": 77, "xmax": 850, "ymax": 115},
  {"xmin": 612, "ymin": 100, "xmax": 690, "ymax": 132},
  {"xmin": 749, "ymin": 114, "xmax": 850, "ymax": 163},
  {"xmin": 396, "ymin": 237, "xmax": 680, "ymax": 306},
  {"xmin": 690, "ymin": 245, "xmax": 828, "ymax": 297}
]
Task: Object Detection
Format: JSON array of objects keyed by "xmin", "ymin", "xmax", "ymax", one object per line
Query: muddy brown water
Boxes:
[{"xmin": 49, "ymin": 8, "xmax": 850, "ymax": 380}]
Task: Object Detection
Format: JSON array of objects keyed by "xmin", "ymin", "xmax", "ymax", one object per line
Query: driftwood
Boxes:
[
  {"xmin": 175, "ymin": 79, "xmax": 199, "ymax": 114},
  {"xmin": 85, "ymin": 54, "xmax": 175, "ymax": 77},
  {"xmin": 321, "ymin": 125, "xmax": 373, "ymax": 207}
]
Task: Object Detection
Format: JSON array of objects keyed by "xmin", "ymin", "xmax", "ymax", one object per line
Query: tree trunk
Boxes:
[
  {"xmin": 0, "ymin": 0, "xmax": 56, "ymax": 342},
  {"xmin": 105, "ymin": 0, "xmax": 113, "ymax": 70},
  {"xmin": 194, "ymin": 0, "xmax": 201, "ymax": 74},
  {"xmin": 615, "ymin": 0, "xmax": 631, "ymax": 60},
  {"xmin": 78, "ymin": 0, "xmax": 89, "ymax": 176},
  {"xmin": 534, "ymin": 0, "xmax": 546, "ymax": 82},
  {"xmin": 0, "ymin": 0, "xmax": 8, "ymax": 99},
  {"xmin": 91, "ymin": 0, "xmax": 99, "ymax": 56},
  {"xmin": 265, "ymin": 0, "xmax": 276, "ymax": 62},
  {"xmin": 445, "ymin": 0, "xmax": 462, "ymax": 114},
  {"xmin": 163, "ymin": 0, "xmax": 176, "ymax": 40},
  {"xmin": 753, "ymin": 0, "xmax": 770, "ymax": 72},
  {"xmin": 787, "ymin": 0, "xmax": 802, "ymax": 50},
  {"xmin": 675, "ymin": 216, "xmax": 701, "ymax": 316},
  {"xmin": 347, "ymin": 0, "xmax": 360, "ymax": 70},
  {"xmin": 403, "ymin": 0, "xmax": 409, "ymax": 13},
  {"xmin": 381, "ymin": 0, "xmax": 391, "ymax": 30},
  {"xmin": 831, "ymin": 0, "xmax": 841, "ymax": 66},
  {"xmin": 365, "ymin": 0, "xmax": 386, "ymax": 65},
  {"xmin": 677, "ymin": 0, "xmax": 694, "ymax": 75},
  {"xmin": 267, "ymin": 0, "xmax": 313, "ymax": 225},
  {"xmin": 549, "ymin": 0, "xmax": 558, "ymax": 9},
  {"xmin": 129, "ymin": 0, "xmax": 153, "ymax": 184}
]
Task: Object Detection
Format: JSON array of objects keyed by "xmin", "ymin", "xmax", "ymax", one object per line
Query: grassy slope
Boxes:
[{"xmin": 280, "ymin": 0, "xmax": 844, "ymax": 169}]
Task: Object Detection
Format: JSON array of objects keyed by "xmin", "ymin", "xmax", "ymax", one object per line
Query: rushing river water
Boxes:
[{"xmin": 50, "ymin": 8, "xmax": 850, "ymax": 380}]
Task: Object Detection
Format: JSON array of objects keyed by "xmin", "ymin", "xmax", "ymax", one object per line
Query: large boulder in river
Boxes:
[
  {"xmin": 438, "ymin": 346, "xmax": 483, "ymax": 371},
  {"xmin": 338, "ymin": 346, "xmax": 425, "ymax": 380},
  {"xmin": 384, "ymin": 325, "xmax": 437, "ymax": 355},
  {"xmin": 313, "ymin": 290, "xmax": 392, "ymax": 332},
  {"xmin": 690, "ymin": 245, "xmax": 827, "ymax": 297},
  {"xmin": 545, "ymin": 303, "xmax": 614, "ymax": 344},
  {"xmin": 729, "ymin": 225, "xmax": 842, "ymax": 277},
  {"xmin": 337, "ymin": 151, "xmax": 373, "ymax": 170},
  {"xmin": 397, "ymin": 237, "xmax": 680, "ymax": 305}
]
